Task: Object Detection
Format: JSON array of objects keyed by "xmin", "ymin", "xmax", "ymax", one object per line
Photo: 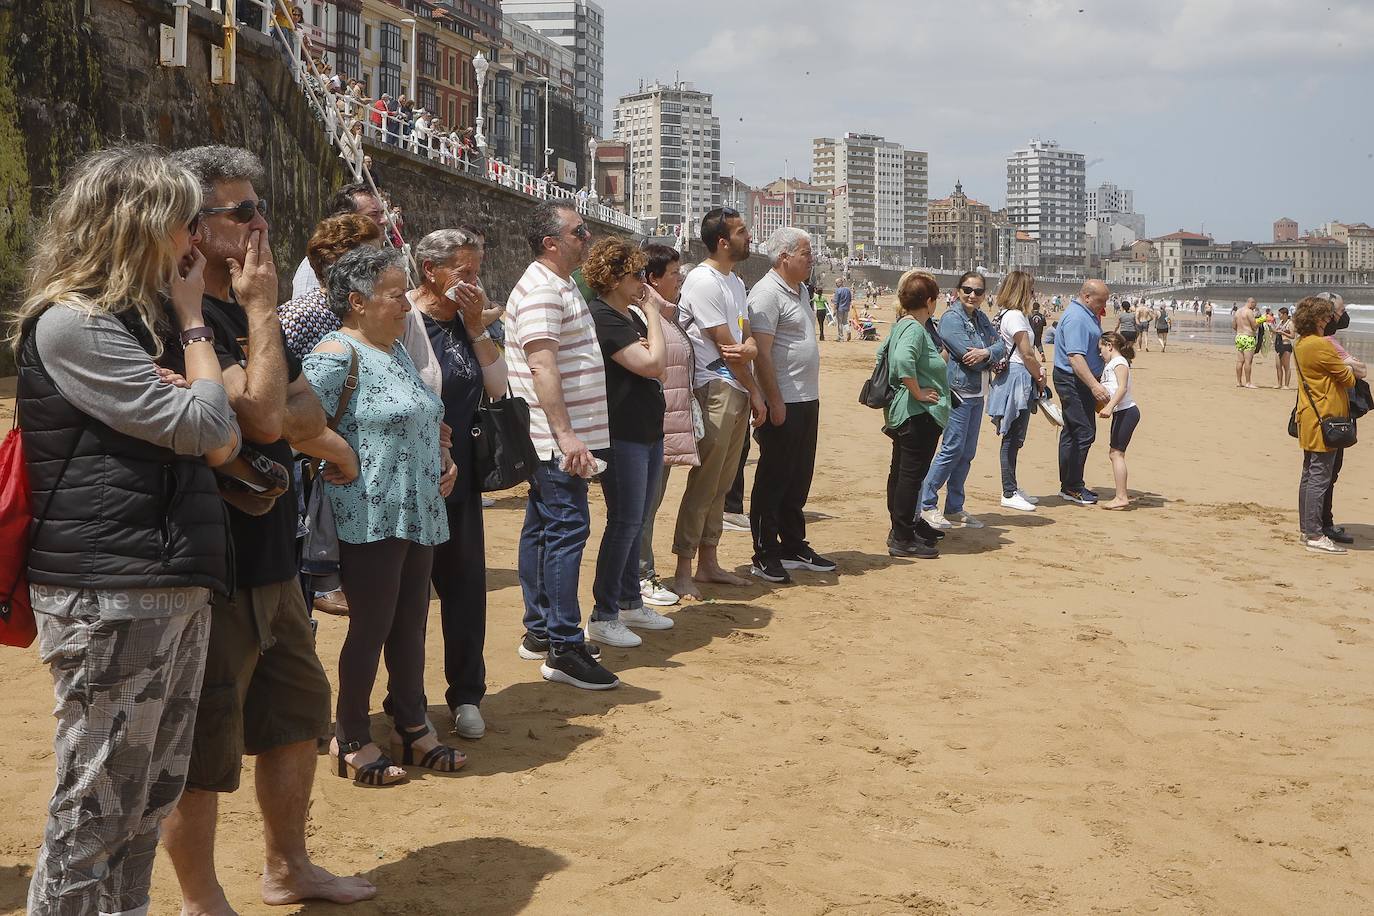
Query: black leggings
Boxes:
[
  {"xmin": 885, "ymin": 413, "xmax": 941, "ymax": 543},
  {"xmin": 336, "ymin": 538, "xmax": 434, "ymax": 747},
  {"xmin": 432, "ymin": 492, "xmax": 487, "ymax": 710}
]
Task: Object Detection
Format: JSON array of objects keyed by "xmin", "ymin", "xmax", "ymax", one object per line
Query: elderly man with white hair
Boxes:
[{"xmin": 745, "ymin": 227, "xmax": 836, "ymax": 584}]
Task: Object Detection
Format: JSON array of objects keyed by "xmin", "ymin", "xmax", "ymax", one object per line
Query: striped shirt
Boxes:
[{"xmin": 505, "ymin": 260, "xmax": 609, "ymax": 457}]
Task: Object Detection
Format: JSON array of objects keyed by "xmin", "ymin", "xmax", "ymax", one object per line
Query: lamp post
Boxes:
[
  {"xmin": 538, "ymin": 77, "xmax": 553, "ymax": 174},
  {"xmin": 472, "ymin": 51, "xmax": 489, "ymax": 154},
  {"xmin": 729, "ymin": 160, "xmax": 736, "ymax": 209},
  {"xmin": 588, "ymin": 136, "xmax": 599, "ymax": 204},
  {"xmin": 401, "ymin": 18, "xmax": 416, "ymax": 100}
]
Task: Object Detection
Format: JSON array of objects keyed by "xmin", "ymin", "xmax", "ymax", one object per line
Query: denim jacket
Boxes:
[{"xmin": 937, "ymin": 305, "xmax": 1007, "ymax": 396}]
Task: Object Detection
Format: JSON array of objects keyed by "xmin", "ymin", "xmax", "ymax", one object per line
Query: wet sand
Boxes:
[{"xmin": 0, "ymin": 326, "xmax": 1372, "ymax": 914}]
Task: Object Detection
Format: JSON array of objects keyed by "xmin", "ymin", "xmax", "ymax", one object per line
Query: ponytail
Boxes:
[{"xmin": 1101, "ymin": 330, "xmax": 1134, "ymax": 363}]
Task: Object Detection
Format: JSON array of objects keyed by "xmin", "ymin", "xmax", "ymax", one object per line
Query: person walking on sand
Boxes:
[
  {"xmin": 1096, "ymin": 331, "xmax": 1139, "ymax": 510},
  {"xmin": 1155, "ymin": 304, "xmax": 1171, "ymax": 352},
  {"xmin": 1234, "ymin": 298, "xmax": 1259, "ymax": 387},
  {"xmin": 671, "ymin": 207, "xmax": 766, "ymax": 599},
  {"xmin": 1054, "ymin": 279, "xmax": 1110, "ymax": 505},
  {"xmin": 1133, "ymin": 299, "xmax": 1153, "ymax": 353}
]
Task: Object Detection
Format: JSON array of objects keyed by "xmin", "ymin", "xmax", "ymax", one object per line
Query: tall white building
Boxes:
[
  {"xmin": 1005, "ymin": 139, "xmax": 1087, "ymax": 269},
  {"xmin": 501, "ymin": 1, "xmax": 604, "ymax": 137},
  {"xmin": 613, "ymin": 81, "xmax": 721, "ymax": 232},
  {"xmin": 812, "ymin": 132, "xmax": 927, "ymax": 260}
]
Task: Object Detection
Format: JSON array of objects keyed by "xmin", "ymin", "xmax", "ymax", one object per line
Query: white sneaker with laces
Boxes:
[
  {"xmin": 621, "ymin": 605, "xmax": 674, "ymax": 630},
  {"xmin": 956, "ymin": 512, "xmax": 986, "ymax": 529},
  {"xmin": 1015, "ymin": 489, "xmax": 1040, "ymax": 505},
  {"xmin": 452, "ymin": 704, "xmax": 485, "ymax": 739},
  {"xmin": 1305, "ymin": 535, "xmax": 1347, "ymax": 555},
  {"xmin": 920, "ymin": 509, "xmax": 952, "ymax": 530},
  {"xmin": 1000, "ymin": 494, "xmax": 1037, "ymax": 512},
  {"xmin": 721, "ymin": 512, "xmax": 750, "ymax": 532},
  {"xmin": 587, "ymin": 619, "xmax": 642, "ymax": 647},
  {"xmin": 639, "ymin": 576, "xmax": 680, "ymax": 607}
]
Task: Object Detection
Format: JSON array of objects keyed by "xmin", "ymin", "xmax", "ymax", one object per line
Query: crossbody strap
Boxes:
[
  {"xmin": 1293, "ymin": 347, "xmax": 1325, "ymax": 420},
  {"xmin": 329, "ymin": 345, "xmax": 360, "ymax": 432}
]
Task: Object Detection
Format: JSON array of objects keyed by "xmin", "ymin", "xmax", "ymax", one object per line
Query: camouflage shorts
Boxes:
[{"xmin": 28, "ymin": 585, "xmax": 210, "ymax": 916}]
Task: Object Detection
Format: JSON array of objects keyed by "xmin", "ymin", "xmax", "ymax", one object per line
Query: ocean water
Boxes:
[{"xmin": 1163, "ymin": 302, "xmax": 1374, "ymax": 363}]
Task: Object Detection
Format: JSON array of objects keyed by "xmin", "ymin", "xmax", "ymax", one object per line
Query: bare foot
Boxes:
[
  {"xmin": 180, "ymin": 894, "xmax": 238, "ymax": 916},
  {"xmin": 671, "ymin": 575, "xmax": 703, "ymax": 600},
  {"xmin": 262, "ymin": 862, "xmax": 377, "ymax": 906},
  {"xmin": 1243, "ymin": 383, "xmax": 1259, "ymax": 389},
  {"xmin": 1101, "ymin": 499, "xmax": 1130, "ymax": 510},
  {"xmin": 694, "ymin": 565, "xmax": 749, "ymax": 586}
]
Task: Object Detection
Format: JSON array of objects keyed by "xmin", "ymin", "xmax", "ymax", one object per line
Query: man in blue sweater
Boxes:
[{"xmin": 832, "ymin": 281, "xmax": 853, "ymax": 342}]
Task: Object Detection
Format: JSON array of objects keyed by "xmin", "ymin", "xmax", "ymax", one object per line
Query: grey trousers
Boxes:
[
  {"xmin": 638, "ymin": 465, "xmax": 672, "ymax": 579},
  {"xmin": 29, "ymin": 587, "xmax": 211, "ymax": 916},
  {"xmin": 1299, "ymin": 449, "xmax": 1338, "ymax": 539}
]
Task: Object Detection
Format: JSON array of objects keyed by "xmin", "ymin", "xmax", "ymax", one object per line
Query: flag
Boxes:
[{"xmin": 855, "ymin": 243, "xmax": 865, "ymax": 251}]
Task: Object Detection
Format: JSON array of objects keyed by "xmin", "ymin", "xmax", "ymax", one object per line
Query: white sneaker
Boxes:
[
  {"xmin": 587, "ymin": 619, "xmax": 642, "ymax": 647},
  {"xmin": 1000, "ymin": 494, "xmax": 1037, "ymax": 512},
  {"xmin": 1305, "ymin": 535, "xmax": 1348, "ymax": 555},
  {"xmin": 1015, "ymin": 489, "xmax": 1040, "ymax": 505},
  {"xmin": 452, "ymin": 704, "xmax": 485, "ymax": 739},
  {"xmin": 955, "ymin": 512, "xmax": 985, "ymax": 529},
  {"xmin": 721, "ymin": 512, "xmax": 750, "ymax": 532},
  {"xmin": 639, "ymin": 575, "xmax": 680, "ymax": 607},
  {"xmin": 920, "ymin": 509, "xmax": 952, "ymax": 530},
  {"xmin": 621, "ymin": 605, "xmax": 675, "ymax": 630},
  {"xmin": 481, "ymin": 496, "xmax": 495, "ymax": 507}
]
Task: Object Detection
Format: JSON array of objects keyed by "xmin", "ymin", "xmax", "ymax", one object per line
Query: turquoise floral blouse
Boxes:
[{"xmin": 303, "ymin": 332, "xmax": 449, "ymax": 546}]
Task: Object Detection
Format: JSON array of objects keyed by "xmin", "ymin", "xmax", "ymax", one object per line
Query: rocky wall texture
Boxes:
[{"xmin": 0, "ymin": 0, "xmax": 629, "ymax": 372}]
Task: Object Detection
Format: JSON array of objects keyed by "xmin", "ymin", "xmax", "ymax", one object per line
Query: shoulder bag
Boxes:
[
  {"xmin": 472, "ymin": 385, "xmax": 540, "ymax": 492},
  {"xmin": 859, "ymin": 318, "xmax": 915, "ymax": 409},
  {"xmin": 1292, "ymin": 348, "xmax": 1358, "ymax": 449},
  {"xmin": 300, "ymin": 346, "xmax": 359, "ymax": 595}
]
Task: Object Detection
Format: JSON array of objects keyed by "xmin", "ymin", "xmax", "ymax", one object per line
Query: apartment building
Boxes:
[
  {"xmin": 811, "ymin": 132, "xmax": 927, "ymax": 260},
  {"xmin": 1006, "ymin": 139, "xmax": 1087, "ymax": 270},
  {"xmin": 613, "ymin": 81, "xmax": 721, "ymax": 232}
]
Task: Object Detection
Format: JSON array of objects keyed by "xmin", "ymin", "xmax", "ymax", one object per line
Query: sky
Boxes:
[{"xmin": 599, "ymin": 0, "xmax": 1374, "ymax": 242}]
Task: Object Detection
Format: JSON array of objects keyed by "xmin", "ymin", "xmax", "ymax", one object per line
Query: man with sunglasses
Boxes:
[{"xmin": 162, "ymin": 147, "xmax": 373, "ymax": 912}]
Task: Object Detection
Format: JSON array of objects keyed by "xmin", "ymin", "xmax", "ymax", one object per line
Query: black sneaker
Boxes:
[
  {"xmin": 540, "ymin": 642, "xmax": 619, "ymax": 690},
  {"xmin": 1324, "ymin": 526, "xmax": 1355, "ymax": 544},
  {"xmin": 750, "ymin": 557, "xmax": 793, "ymax": 584},
  {"xmin": 914, "ymin": 518, "xmax": 946, "ymax": 541},
  {"xmin": 519, "ymin": 632, "xmax": 599, "ymax": 661},
  {"xmin": 888, "ymin": 537, "xmax": 939, "ymax": 559},
  {"xmin": 779, "ymin": 547, "xmax": 838, "ymax": 573}
]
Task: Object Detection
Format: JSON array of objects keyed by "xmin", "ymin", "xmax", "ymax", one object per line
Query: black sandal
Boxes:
[
  {"xmin": 392, "ymin": 726, "xmax": 467, "ymax": 773},
  {"xmin": 332, "ymin": 740, "xmax": 407, "ymax": 787}
]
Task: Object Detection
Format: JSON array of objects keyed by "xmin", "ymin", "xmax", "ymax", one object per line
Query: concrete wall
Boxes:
[{"xmin": 0, "ymin": 0, "xmax": 630, "ymax": 369}]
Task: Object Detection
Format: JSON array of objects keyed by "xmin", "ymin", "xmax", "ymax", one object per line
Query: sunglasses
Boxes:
[
  {"xmin": 200, "ymin": 198, "xmax": 270, "ymax": 223},
  {"xmin": 569, "ymin": 224, "xmax": 591, "ymax": 240},
  {"xmin": 959, "ymin": 285, "xmax": 986, "ymax": 296}
]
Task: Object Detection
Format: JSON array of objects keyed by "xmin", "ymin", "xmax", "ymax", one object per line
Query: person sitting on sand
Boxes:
[
  {"xmin": 1233, "ymin": 298, "xmax": 1259, "ymax": 387},
  {"xmin": 1096, "ymin": 331, "xmax": 1139, "ymax": 510}
]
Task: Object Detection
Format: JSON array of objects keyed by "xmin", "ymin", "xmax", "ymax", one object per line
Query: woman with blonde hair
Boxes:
[
  {"xmin": 12, "ymin": 145, "xmax": 240, "ymax": 915},
  {"xmin": 987, "ymin": 269, "xmax": 1045, "ymax": 511}
]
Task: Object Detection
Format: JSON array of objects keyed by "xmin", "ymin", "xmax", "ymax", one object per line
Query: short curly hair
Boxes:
[
  {"xmin": 308, "ymin": 213, "xmax": 383, "ymax": 285},
  {"xmin": 1293, "ymin": 296, "xmax": 1334, "ymax": 337},
  {"xmin": 583, "ymin": 237, "xmax": 647, "ymax": 296}
]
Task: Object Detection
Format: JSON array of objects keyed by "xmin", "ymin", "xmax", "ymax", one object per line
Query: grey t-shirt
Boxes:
[{"xmin": 747, "ymin": 269, "xmax": 821, "ymax": 403}]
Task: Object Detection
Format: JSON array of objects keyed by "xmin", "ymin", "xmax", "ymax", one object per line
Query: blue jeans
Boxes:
[
  {"xmin": 592, "ymin": 439, "xmax": 662, "ymax": 621},
  {"xmin": 519, "ymin": 455, "xmax": 604, "ymax": 647},
  {"xmin": 920, "ymin": 396, "xmax": 984, "ymax": 514}
]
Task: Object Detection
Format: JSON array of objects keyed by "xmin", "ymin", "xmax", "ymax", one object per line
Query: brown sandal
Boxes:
[{"xmin": 392, "ymin": 726, "xmax": 466, "ymax": 773}]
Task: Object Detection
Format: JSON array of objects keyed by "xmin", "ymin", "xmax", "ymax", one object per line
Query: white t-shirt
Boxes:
[
  {"xmin": 999, "ymin": 309, "xmax": 1032, "ymax": 367},
  {"xmin": 679, "ymin": 263, "xmax": 748, "ymax": 392},
  {"xmin": 1100, "ymin": 354, "xmax": 1135, "ymax": 411}
]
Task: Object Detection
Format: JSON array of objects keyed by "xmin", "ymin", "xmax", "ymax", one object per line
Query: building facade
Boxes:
[
  {"xmin": 1325, "ymin": 222, "xmax": 1374, "ymax": 283},
  {"xmin": 1258, "ymin": 238, "xmax": 1347, "ymax": 285},
  {"xmin": 745, "ymin": 179, "xmax": 827, "ymax": 247},
  {"xmin": 1103, "ymin": 240, "xmax": 1160, "ymax": 285},
  {"xmin": 613, "ymin": 81, "xmax": 721, "ymax": 233},
  {"xmin": 500, "ymin": 0, "xmax": 604, "ymax": 138},
  {"xmin": 1005, "ymin": 139, "xmax": 1087, "ymax": 271},
  {"xmin": 811, "ymin": 132, "xmax": 927, "ymax": 260},
  {"xmin": 1273, "ymin": 217, "xmax": 1299, "ymax": 242},
  {"xmin": 593, "ymin": 139, "xmax": 628, "ymax": 209},
  {"xmin": 926, "ymin": 181, "xmax": 991, "ymax": 271},
  {"xmin": 489, "ymin": 15, "xmax": 582, "ymax": 180}
]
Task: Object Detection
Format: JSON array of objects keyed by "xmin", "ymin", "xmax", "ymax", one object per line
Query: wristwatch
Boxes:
[{"xmin": 180, "ymin": 326, "xmax": 215, "ymax": 346}]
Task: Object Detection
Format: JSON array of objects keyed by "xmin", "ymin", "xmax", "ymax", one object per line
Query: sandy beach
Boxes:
[{"xmin": 0, "ymin": 320, "xmax": 1371, "ymax": 915}]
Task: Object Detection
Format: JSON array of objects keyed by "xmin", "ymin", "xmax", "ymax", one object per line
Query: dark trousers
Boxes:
[
  {"xmin": 999, "ymin": 408, "xmax": 1031, "ymax": 497},
  {"xmin": 1054, "ymin": 368, "xmax": 1097, "ymax": 492},
  {"xmin": 885, "ymin": 413, "xmax": 941, "ymax": 543},
  {"xmin": 336, "ymin": 538, "xmax": 435, "ymax": 747},
  {"xmin": 432, "ymin": 492, "xmax": 487, "ymax": 710},
  {"xmin": 1322, "ymin": 447, "xmax": 1344, "ymax": 530},
  {"xmin": 724, "ymin": 430, "xmax": 751, "ymax": 514},
  {"xmin": 749, "ymin": 400, "xmax": 820, "ymax": 562}
]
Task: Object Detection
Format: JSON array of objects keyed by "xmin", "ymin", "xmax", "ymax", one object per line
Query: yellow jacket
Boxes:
[{"xmin": 1294, "ymin": 335, "xmax": 1355, "ymax": 453}]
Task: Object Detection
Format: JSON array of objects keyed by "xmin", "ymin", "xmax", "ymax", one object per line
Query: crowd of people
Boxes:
[{"xmin": 7, "ymin": 141, "xmax": 1365, "ymax": 914}]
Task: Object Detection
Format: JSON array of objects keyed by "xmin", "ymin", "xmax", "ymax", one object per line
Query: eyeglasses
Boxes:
[
  {"xmin": 959, "ymin": 285, "xmax": 986, "ymax": 296},
  {"xmin": 635, "ymin": 270, "xmax": 646, "ymax": 280},
  {"xmin": 199, "ymin": 199, "xmax": 269, "ymax": 223}
]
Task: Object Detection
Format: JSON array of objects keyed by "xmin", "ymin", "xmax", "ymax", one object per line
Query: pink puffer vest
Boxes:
[{"xmin": 659, "ymin": 309, "xmax": 700, "ymax": 467}]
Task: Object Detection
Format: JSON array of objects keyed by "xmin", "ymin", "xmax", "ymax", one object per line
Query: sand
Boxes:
[{"xmin": 0, "ymin": 320, "xmax": 1372, "ymax": 915}]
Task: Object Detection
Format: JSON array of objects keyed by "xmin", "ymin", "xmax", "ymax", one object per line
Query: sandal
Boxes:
[
  {"xmin": 392, "ymin": 725, "xmax": 467, "ymax": 773},
  {"xmin": 332, "ymin": 740, "xmax": 407, "ymax": 787}
]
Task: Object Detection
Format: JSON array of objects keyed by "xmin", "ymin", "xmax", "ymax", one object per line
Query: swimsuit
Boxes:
[{"xmin": 1235, "ymin": 334, "xmax": 1256, "ymax": 352}]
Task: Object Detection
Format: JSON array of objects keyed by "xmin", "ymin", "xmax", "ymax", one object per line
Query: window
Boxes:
[{"xmin": 363, "ymin": 23, "xmax": 372, "ymax": 51}]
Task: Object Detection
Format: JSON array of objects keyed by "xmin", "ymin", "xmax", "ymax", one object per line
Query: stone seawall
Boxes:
[{"xmin": 0, "ymin": 0, "xmax": 630, "ymax": 372}]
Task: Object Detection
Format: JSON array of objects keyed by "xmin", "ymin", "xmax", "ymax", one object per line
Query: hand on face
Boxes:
[{"xmin": 227, "ymin": 228, "xmax": 278, "ymax": 313}]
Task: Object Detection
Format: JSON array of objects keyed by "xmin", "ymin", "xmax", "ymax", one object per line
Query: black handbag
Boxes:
[
  {"xmin": 472, "ymin": 388, "xmax": 539, "ymax": 491},
  {"xmin": 1348, "ymin": 378, "xmax": 1372, "ymax": 420},
  {"xmin": 859, "ymin": 317, "xmax": 916, "ymax": 409},
  {"xmin": 1296, "ymin": 350, "xmax": 1357, "ymax": 449}
]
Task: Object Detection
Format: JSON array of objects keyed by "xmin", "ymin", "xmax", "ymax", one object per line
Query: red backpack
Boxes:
[{"xmin": 0, "ymin": 424, "xmax": 37, "ymax": 647}]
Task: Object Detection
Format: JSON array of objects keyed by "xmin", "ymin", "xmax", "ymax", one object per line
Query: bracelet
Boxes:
[
  {"xmin": 470, "ymin": 329, "xmax": 491, "ymax": 344},
  {"xmin": 180, "ymin": 326, "xmax": 215, "ymax": 346}
]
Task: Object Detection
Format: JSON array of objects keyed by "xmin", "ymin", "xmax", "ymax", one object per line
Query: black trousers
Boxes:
[
  {"xmin": 1054, "ymin": 368, "xmax": 1097, "ymax": 492},
  {"xmin": 749, "ymin": 400, "xmax": 820, "ymax": 562},
  {"xmin": 724, "ymin": 430, "xmax": 751, "ymax": 515},
  {"xmin": 432, "ymin": 491, "xmax": 487, "ymax": 710},
  {"xmin": 885, "ymin": 413, "xmax": 941, "ymax": 543}
]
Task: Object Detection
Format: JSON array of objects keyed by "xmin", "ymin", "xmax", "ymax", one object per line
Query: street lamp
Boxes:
[
  {"xmin": 538, "ymin": 77, "xmax": 553, "ymax": 174},
  {"xmin": 588, "ymin": 136, "xmax": 599, "ymax": 204},
  {"xmin": 401, "ymin": 18, "xmax": 416, "ymax": 101},
  {"xmin": 472, "ymin": 51, "xmax": 489, "ymax": 154}
]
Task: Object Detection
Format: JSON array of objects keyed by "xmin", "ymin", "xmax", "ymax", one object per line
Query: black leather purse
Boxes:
[
  {"xmin": 1295, "ymin": 350, "xmax": 1358, "ymax": 449},
  {"xmin": 471, "ymin": 387, "xmax": 539, "ymax": 492}
]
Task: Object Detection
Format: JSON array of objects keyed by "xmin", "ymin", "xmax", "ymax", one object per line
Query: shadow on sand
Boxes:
[{"xmin": 0, "ymin": 864, "xmax": 30, "ymax": 913}]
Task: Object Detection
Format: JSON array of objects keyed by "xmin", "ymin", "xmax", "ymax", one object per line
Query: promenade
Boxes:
[{"xmin": 2, "ymin": 325, "xmax": 1371, "ymax": 914}]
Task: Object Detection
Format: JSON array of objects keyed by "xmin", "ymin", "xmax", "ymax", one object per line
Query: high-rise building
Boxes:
[
  {"xmin": 489, "ymin": 16, "xmax": 582, "ymax": 179},
  {"xmin": 1085, "ymin": 180, "xmax": 1145, "ymax": 249},
  {"xmin": 811, "ymin": 132, "xmax": 927, "ymax": 260},
  {"xmin": 1005, "ymin": 139, "xmax": 1087, "ymax": 270},
  {"xmin": 1273, "ymin": 217, "xmax": 1299, "ymax": 242},
  {"xmin": 612, "ymin": 81, "xmax": 721, "ymax": 232},
  {"xmin": 500, "ymin": 1, "xmax": 604, "ymax": 137}
]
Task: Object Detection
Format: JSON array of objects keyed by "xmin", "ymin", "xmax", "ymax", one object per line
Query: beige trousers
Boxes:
[{"xmin": 672, "ymin": 380, "xmax": 751, "ymax": 556}]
